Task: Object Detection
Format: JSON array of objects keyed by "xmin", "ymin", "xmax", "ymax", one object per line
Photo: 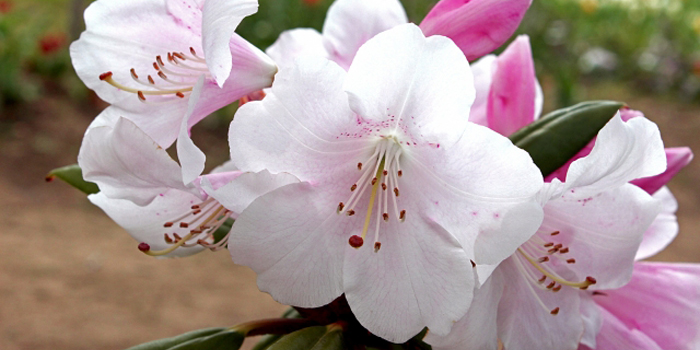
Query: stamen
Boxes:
[
  {"xmin": 518, "ymin": 248, "xmax": 596, "ymax": 289},
  {"xmin": 374, "ymin": 242, "xmax": 381, "ymax": 252},
  {"xmin": 550, "ymin": 307, "xmax": 560, "ymax": 315}
]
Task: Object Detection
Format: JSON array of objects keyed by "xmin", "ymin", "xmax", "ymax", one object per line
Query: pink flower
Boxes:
[
  {"xmin": 226, "ymin": 24, "xmax": 544, "ymax": 342},
  {"xmin": 70, "ymin": 0, "xmax": 277, "ymax": 147}
]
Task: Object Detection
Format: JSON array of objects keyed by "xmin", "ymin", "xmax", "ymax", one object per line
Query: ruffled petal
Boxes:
[
  {"xmin": 487, "ymin": 35, "xmax": 537, "ymax": 136},
  {"xmin": 635, "ymin": 186, "xmax": 678, "ymax": 260},
  {"xmin": 78, "ymin": 117, "xmax": 198, "ymax": 206},
  {"xmin": 497, "ymin": 258, "xmax": 583, "ymax": 350},
  {"xmin": 344, "ymin": 24, "xmax": 474, "ymax": 146},
  {"xmin": 200, "ymin": 170, "xmax": 299, "ymax": 214},
  {"xmin": 343, "ymin": 201, "xmax": 474, "ymax": 342},
  {"xmin": 322, "ymin": 0, "xmax": 407, "ymax": 70},
  {"xmin": 201, "ymin": 0, "xmax": 259, "ymax": 86},
  {"xmin": 89, "ymin": 191, "xmax": 206, "ymax": 257},
  {"xmin": 407, "ymin": 122, "xmax": 544, "ymax": 265},
  {"xmin": 228, "ymin": 182, "xmax": 346, "ymax": 307},
  {"xmin": 631, "ymin": 147, "xmax": 693, "ymax": 194},
  {"xmin": 564, "ymin": 113, "xmax": 666, "ymax": 198},
  {"xmin": 579, "ymin": 295, "xmax": 603, "ymax": 349},
  {"xmin": 266, "ymin": 28, "xmax": 327, "ymax": 69},
  {"xmin": 541, "ymin": 184, "xmax": 661, "ymax": 290},
  {"xmin": 177, "ymin": 76, "xmax": 207, "ymax": 185},
  {"xmin": 420, "ymin": 0, "xmax": 532, "ymax": 61},
  {"xmin": 424, "ymin": 270, "xmax": 503, "ymax": 350},
  {"xmin": 581, "ymin": 307, "xmax": 662, "ymax": 350},
  {"xmin": 593, "ymin": 262, "xmax": 700, "ymax": 350}
]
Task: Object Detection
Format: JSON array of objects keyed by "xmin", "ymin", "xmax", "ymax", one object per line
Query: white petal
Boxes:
[
  {"xmin": 424, "ymin": 270, "xmax": 503, "ymax": 350},
  {"xmin": 89, "ymin": 191, "xmax": 206, "ymax": 257},
  {"xmin": 580, "ymin": 295, "xmax": 603, "ymax": 349},
  {"xmin": 564, "ymin": 113, "xmax": 667, "ymax": 197},
  {"xmin": 322, "ymin": 0, "xmax": 407, "ymax": 70},
  {"xmin": 177, "ymin": 76, "xmax": 207, "ymax": 185},
  {"xmin": 344, "ymin": 24, "xmax": 475, "ymax": 146},
  {"xmin": 541, "ymin": 184, "xmax": 662, "ymax": 290},
  {"xmin": 635, "ymin": 186, "xmax": 678, "ymax": 260},
  {"xmin": 228, "ymin": 182, "xmax": 346, "ymax": 307},
  {"xmin": 201, "ymin": 0, "xmax": 259, "ymax": 86},
  {"xmin": 78, "ymin": 117, "xmax": 198, "ymax": 206},
  {"xmin": 343, "ymin": 208, "xmax": 474, "ymax": 342},
  {"xmin": 200, "ymin": 170, "xmax": 299, "ymax": 214},
  {"xmin": 266, "ymin": 28, "xmax": 328, "ymax": 69},
  {"xmin": 468, "ymin": 54, "xmax": 496, "ymax": 127}
]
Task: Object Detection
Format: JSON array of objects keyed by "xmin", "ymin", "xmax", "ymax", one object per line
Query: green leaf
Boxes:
[
  {"xmin": 212, "ymin": 218, "xmax": 233, "ymax": 244},
  {"xmin": 168, "ymin": 330, "xmax": 245, "ymax": 350},
  {"xmin": 47, "ymin": 164, "xmax": 99, "ymax": 194},
  {"xmin": 267, "ymin": 326, "xmax": 327, "ymax": 350},
  {"xmin": 509, "ymin": 101, "xmax": 625, "ymax": 177},
  {"xmin": 124, "ymin": 328, "xmax": 227, "ymax": 350},
  {"xmin": 309, "ymin": 329, "xmax": 344, "ymax": 350},
  {"xmin": 251, "ymin": 334, "xmax": 283, "ymax": 350}
]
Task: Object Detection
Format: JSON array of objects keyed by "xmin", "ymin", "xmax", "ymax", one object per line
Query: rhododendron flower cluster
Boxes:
[{"xmin": 62, "ymin": 0, "xmax": 700, "ymax": 349}]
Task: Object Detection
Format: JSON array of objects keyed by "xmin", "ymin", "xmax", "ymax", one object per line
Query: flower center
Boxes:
[
  {"xmin": 337, "ymin": 137, "xmax": 406, "ymax": 252},
  {"xmin": 138, "ymin": 197, "xmax": 233, "ymax": 256},
  {"xmin": 98, "ymin": 47, "xmax": 209, "ymax": 103},
  {"xmin": 511, "ymin": 230, "xmax": 597, "ymax": 316}
]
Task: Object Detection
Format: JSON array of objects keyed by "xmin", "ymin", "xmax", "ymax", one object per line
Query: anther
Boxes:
[
  {"xmin": 543, "ymin": 242, "xmax": 554, "ymax": 247},
  {"xmin": 191, "ymin": 205, "xmax": 200, "ymax": 209},
  {"xmin": 347, "ymin": 209, "xmax": 355, "ymax": 216},
  {"xmin": 553, "ymin": 244, "xmax": 563, "ymax": 249},
  {"xmin": 559, "ymin": 247, "xmax": 569, "ymax": 254},
  {"xmin": 383, "ymin": 213, "xmax": 389, "ymax": 222},
  {"xmin": 399, "ymin": 210, "xmax": 406, "ymax": 221},
  {"xmin": 374, "ymin": 242, "xmax": 381, "ymax": 252},
  {"xmin": 592, "ymin": 291, "xmax": 607, "ymax": 296},
  {"xmin": 137, "ymin": 91, "xmax": 146, "ymax": 101},
  {"xmin": 99, "ymin": 72, "xmax": 113, "ymax": 80},
  {"xmin": 176, "ymin": 92, "xmax": 185, "ymax": 98},
  {"xmin": 357, "ymin": 163, "xmax": 362, "ymax": 170},
  {"xmin": 548, "ymin": 247, "xmax": 559, "ymax": 254},
  {"xmin": 337, "ymin": 202, "xmax": 345, "ymax": 212},
  {"xmin": 394, "ymin": 188, "xmax": 400, "ymax": 197},
  {"xmin": 179, "ymin": 222, "xmax": 189, "ymax": 228},
  {"xmin": 173, "ymin": 52, "xmax": 185, "ymax": 60},
  {"xmin": 164, "ymin": 222, "xmax": 174, "ymax": 228},
  {"xmin": 130, "ymin": 68, "xmax": 138, "ymax": 79},
  {"xmin": 190, "ymin": 47, "xmax": 198, "ymax": 55},
  {"xmin": 383, "ymin": 170, "xmax": 388, "ymax": 176},
  {"xmin": 566, "ymin": 258, "xmax": 576, "ymax": 264},
  {"xmin": 586, "ymin": 276, "xmax": 597, "ymax": 284},
  {"xmin": 552, "ymin": 285, "xmax": 562, "ymax": 292},
  {"xmin": 350, "ymin": 184, "xmax": 357, "ymax": 191},
  {"xmin": 156, "ymin": 55, "xmax": 165, "ymax": 67},
  {"xmin": 546, "ymin": 281, "xmax": 556, "ymax": 289},
  {"xmin": 148, "ymin": 75, "xmax": 155, "ymax": 84},
  {"xmin": 382, "ymin": 183, "xmax": 387, "ymax": 191},
  {"xmin": 470, "ymin": 260, "xmax": 476, "ymax": 267},
  {"xmin": 173, "ymin": 233, "xmax": 183, "ymax": 241},
  {"xmin": 190, "ymin": 229, "xmax": 202, "ymax": 234},
  {"xmin": 349, "ymin": 235, "xmax": 364, "ymax": 248},
  {"xmin": 550, "ymin": 307, "xmax": 560, "ymax": 315},
  {"xmin": 153, "ymin": 62, "xmax": 160, "ymax": 70},
  {"xmin": 397, "ymin": 170, "xmax": 402, "ymax": 177},
  {"xmin": 551, "ymin": 231, "xmax": 560, "ymax": 236},
  {"xmin": 164, "ymin": 234, "xmax": 173, "ymax": 243},
  {"xmin": 138, "ymin": 243, "xmax": 151, "ymax": 252},
  {"xmin": 539, "ymin": 256, "xmax": 550, "ymax": 263},
  {"xmin": 371, "ymin": 177, "xmax": 377, "ymax": 185},
  {"xmin": 192, "ymin": 209, "xmax": 201, "ymax": 215},
  {"xmin": 538, "ymin": 275, "xmax": 547, "ymax": 283}
]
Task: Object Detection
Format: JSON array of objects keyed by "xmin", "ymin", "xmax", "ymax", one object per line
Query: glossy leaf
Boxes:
[
  {"xmin": 509, "ymin": 101, "xmax": 624, "ymax": 176},
  {"xmin": 267, "ymin": 326, "xmax": 327, "ymax": 350},
  {"xmin": 124, "ymin": 328, "xmax": 227, "ymax": 350},
  {"xmin": 168, "ymin": 330, "xmax": 244, "ymax": 350},
  {"xmin": 309, "ymin": 329, "xmax": 344, "ymax": 350},
  {"xmin": 47, "ymin": 164, "xmax": 99, "ymax": 194},
  {"xmin": 251, "ymin": 334, "xmax": 283, "ymax": 350}
]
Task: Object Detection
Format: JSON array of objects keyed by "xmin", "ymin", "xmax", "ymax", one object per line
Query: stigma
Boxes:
[
  {"xmin": 138, "ymin": 197, "xmax": 233, "ymax": 256},
  {"xmin": 98, "ymin": 47, "xmax": 209, "ymax": 103},
  {"xmin": 511, "ymin": 230, "xmax": 597, "ymax": 316},
  {"xmin": 338, "ymin": 137, "xmax": 406, "ymax": 252}
]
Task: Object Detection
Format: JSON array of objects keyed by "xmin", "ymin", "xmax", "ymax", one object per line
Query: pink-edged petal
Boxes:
[
  {"xmin": 78, "ymin": 117, "xmax": 198, "ymax": 206},
  {"xmin": 228, "ymin": 182, "xmax": 346, "ymax": 307},
  {"xmin": 631, "ymin": 147, "xmax": 693, "ymax": 194},
  {"xmin": 541, "ymin": 184, "xmax": 661, "ymax": 290},
  {"xmin": 580, "ymin": 307, "xmax": 662, "ymax": 350},
  {"xmin": 177, "ymin": 75, "xmax": 207, "ymax": 185},
  {"xmin": 343, "ymin": 204, "xmax": 474, "ymax": 342},
  {"xmin": 635, "ymin": 186, "xmax": 678, "ymax": 260},
  {"xmin": 407, "ymin": 122, "xmax": 544, "ymax": 266},
  {"xmin": 89, "ymin": 191, "xmax": 206, "ymax": 257},
  {"xmin": 497, "ymin": 258, "xmax": 583, "ymax": 350},
  {"xmin": 166, "ymin": 0, "xmax": 205, "ymax": 28},
  {"xmin": 229, "ymin": 56, "xmax": 369, "ymax": 182},
  {"xmin": 201, "ymin": 0, "xmax": 259, "ymax": 86},
  {"xmin": 468, "ymin": 54, "xmax": 496, "ymax": 127},
  {"xmin": 486, "ymin": 35, "xmax": 537, "ymax": 136},
  {"xmin": 580, "ymin": 295, "xmax": 603, "ymax": 349},
  {"xmin": 322, "ymin": 0, "xmax": 407, "ymax": 70},
  {"xmin": 564, "ymin": 113, "xmax": 666, "ymax": 198},
  {"xmin": 593, "ymin": 262, "xmax": 700, "ymax": 350},
  {"xmin": 424, "ymin": 270, "xmax": 503, "ymax": 350},
  {"xmin": 420, "ymin": 0, "xmax": 532, "ymax": 61},
  {"xmin": 344, "ymin": 24, "xmax": 474, "ymax": 146},
  {"xmin": 200, "ymin": 170, "xmax": 299, "ymax": 214},
  {"xmin": 266, "ymin": 28, "xmax": 328, "ymax": 68}
]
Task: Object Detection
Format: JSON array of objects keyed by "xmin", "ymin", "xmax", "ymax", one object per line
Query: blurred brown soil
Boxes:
[{"xmin": 1, "ymin": 82, "xmax": 699, "ymax": 350}]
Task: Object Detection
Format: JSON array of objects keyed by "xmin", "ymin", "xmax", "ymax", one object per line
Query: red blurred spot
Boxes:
[
  {"xmin": 302, "ymin": 0, "xmax": 323, "ymax": 6},
  {"xmin": 0, "ymin": 1, "xmax": 12, "ymax": 14},
  {"xmin": 39, "ymin": 34, "xmax": 66, "ymax": 55}
]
